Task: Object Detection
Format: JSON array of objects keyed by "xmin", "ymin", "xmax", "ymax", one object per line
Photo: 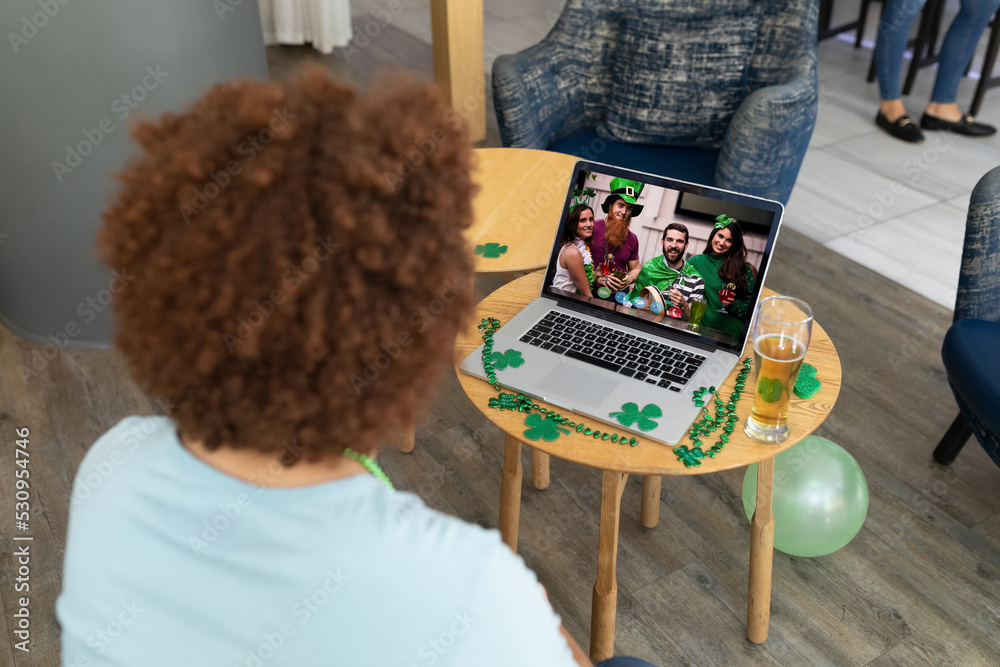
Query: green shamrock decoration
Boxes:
[
  {"xmin": 673, "ymin": 445, "xmax": 705, "ymax": 468},
  {"xmin": 475, "ymin": 243, "xmax": 508, "ymax": 258},
  {"xmin": 523, "ymin": 413, "xmax": 570, "ymax": 442},
  {"xmin": 490, "ymin": 349, "xmax": 524, "ymax": 370},
  {"xmin": 756, "ymin": 377, "xmax": 783, "ymax": 403},
  {"xmin": 489, "ymin": 393, "xmax": 525, "ymax": 411},
  {"xmin": 609, "ymin": 402, "xmax": 662, "ymax": 431},
  {"xmin": 793, "ymin": 363, "xmax": 821, "ymax": 399}
]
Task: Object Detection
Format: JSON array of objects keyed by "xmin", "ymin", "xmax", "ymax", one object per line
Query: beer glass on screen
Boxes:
[{"xmin": 743, "ymin": 296, "xmax": 813, "ymax": 444}]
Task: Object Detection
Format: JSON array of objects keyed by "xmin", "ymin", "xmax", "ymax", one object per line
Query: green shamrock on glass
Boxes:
[
  {"xmin": 523, "ymin": 413, "xmax": 571, "ymax": 442},
  {"xmin": 490, "ymin": 349, "xmax": 524, "ymax": 370},
  {"xmin": 475, "ymin": 243, "xmax": 508, "ymax": 258},
  {"xmin": 609, "ymin": 402, "xmax": 662, "ymax": 432}
]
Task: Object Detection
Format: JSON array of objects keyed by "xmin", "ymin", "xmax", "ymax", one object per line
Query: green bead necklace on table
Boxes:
[
  {"xmin": 478, "ymin": 317, "xmax": 640, "ymax": 446},
  {"xmin": 673, "ymin": 356, "xmax": 753, "ymax": 468}
]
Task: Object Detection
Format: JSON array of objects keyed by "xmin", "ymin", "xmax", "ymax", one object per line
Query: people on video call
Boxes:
[
  {"xmin": 552, "ymin": 203, "xmax": 595, "ymax": 297},
  {"xmin": 592, "ymin": 178, "xmax": 644, "ymax": 296},
  {"xmin": 686, "ymin": 215, "xmax": 757, "ymax": 339},
  {"xmin": 628, "ymin": 223, "xmax": 705, "ymax": 321}
]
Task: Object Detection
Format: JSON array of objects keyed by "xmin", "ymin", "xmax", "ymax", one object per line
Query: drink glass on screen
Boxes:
[
  {"xmin": 743, "ymin": 296, "xmax": 813, "ymax": 444},
  {"xmin": 688, "ymin": 295, "xmax": 706, "ymax": 329}
]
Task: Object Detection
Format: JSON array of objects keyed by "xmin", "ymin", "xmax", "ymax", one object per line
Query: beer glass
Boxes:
[
  {"xmin": 688, "ymin": 295, "xmax": 707, "ymax": 329},
  {"xmin": 743, "ymin": 296, "xmax": 813, "ymax": 443}
]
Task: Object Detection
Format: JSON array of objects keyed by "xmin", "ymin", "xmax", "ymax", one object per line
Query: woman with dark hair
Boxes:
[
  {"xmin": 55, "ymin": 66, "xmax": 637, "ymax": 667},
  {"xmin": 687, "ymin": 215, "xmax": 757, "ymax": 340},
  {"xmin": 552, "ymin": 203, "xmax": 595, "ymax": 297}
]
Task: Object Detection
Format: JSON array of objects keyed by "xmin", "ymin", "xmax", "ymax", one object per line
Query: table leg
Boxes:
[
  {"xmin": 747, "ymin": 457, "xmax": 776, "ymax": 643},
  {"xmin": 399, "ymin": 427, "xmax": 415, "ymax": 453},
  {"xmin": 590, "ymin": 470, "xmax": 628, "ymax": 662},
  {"xmin": 640, "ymin": 475, "xmax": 661, "ymax": 528},
  {"xmin": 531, "ymin": 448, "xmax": 550, "ymax": 490},
  {"xmin": 429, "ymin": 0, "xmax": 485, "ymax": 143},
  {"xmin": 499, "ymin": 434, "xmax": 522, "ymax": 552}
]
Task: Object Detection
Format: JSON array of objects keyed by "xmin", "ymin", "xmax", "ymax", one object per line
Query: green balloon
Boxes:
[{"xmin": 742, "ymin": 436, "xmax": 868, "ymax": 558}]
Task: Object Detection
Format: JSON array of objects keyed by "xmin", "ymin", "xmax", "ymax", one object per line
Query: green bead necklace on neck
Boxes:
[{"xmin": 343, "ymin": 447, "xmax": 394, "ymax": 491}]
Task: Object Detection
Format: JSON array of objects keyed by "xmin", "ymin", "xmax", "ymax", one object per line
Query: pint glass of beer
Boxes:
[{"xmin": 743, "ymin": 296, "xmax": 813, "ymax": 444}]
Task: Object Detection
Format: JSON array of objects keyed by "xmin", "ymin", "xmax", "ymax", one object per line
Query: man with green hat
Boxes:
[
  {"xmin": 627, "ymin": 223, "xmax": 705, "ymax": 321},
  {"xmin": 592, "ymin": 177, "xmax": 644, "ymax": 297}
]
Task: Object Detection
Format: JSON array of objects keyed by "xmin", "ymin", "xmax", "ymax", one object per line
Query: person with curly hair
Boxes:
[
  {"xmin": 55, "ymin": 66, "xmax": 623, "ymax": 667},
  {"xmin": 686, "ymin": 216, "xmax": 757, "ymax": 340},
  {"xmin": 553, "ymin": 203, "xmax": 596, "ymax": 297}
]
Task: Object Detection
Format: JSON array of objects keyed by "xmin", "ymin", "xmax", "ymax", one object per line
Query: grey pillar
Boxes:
[{"xmin": 0, "ymin": 0, "xmax": 270, "ymax": 348}]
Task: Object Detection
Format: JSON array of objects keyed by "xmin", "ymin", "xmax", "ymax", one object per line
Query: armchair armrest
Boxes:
[
  {"xmin": 714, "ymin": 64, "xmax": 818, "ymax": 206},
  {"xmin": 956, "ymin": 166, "xmax": 1000, "ymax": 321},
  {"xmin": 492, "ymin": 41, "xmax": 593, "ymax": 149}
]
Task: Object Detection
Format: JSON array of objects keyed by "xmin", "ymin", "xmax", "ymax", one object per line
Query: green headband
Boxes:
[{"xmin": 715, "ymin": 214, "xmax": 735, "ymax": 229}]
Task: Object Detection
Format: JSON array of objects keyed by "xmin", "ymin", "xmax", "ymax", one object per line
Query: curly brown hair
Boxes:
[{"xmin": 99, "ymin": 65, "xmax": 477, "ymax": 463}]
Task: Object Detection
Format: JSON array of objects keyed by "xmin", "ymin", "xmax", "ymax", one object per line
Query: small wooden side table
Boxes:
[
  {"xmin": 400, "ymin": 147, "xmax": 579, "ymax": 456},
  {"xmin": 453, "ymin": 272, "xmax": 842, "ymax": 662}
]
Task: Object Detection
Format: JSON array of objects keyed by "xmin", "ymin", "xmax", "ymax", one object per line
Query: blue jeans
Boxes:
[
  {"xmin": 596, "ymin": 658, "xmax": 659, "ymax": 667},
  {"xmin": 876, "ymin": 0, "xmax": 1000, "ymax": 102}
]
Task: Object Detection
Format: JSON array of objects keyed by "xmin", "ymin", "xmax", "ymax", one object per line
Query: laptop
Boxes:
[{"xmin": 459, "ymin": 160, "xmax": 783, "ymax": 445}]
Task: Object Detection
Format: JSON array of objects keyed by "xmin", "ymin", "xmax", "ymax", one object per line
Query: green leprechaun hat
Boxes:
[{"xmin": 601, "ymin": 177, "xmax": 645, "ymax": 217}]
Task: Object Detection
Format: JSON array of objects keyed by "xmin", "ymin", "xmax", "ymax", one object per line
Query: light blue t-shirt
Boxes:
[{"xmin": 58, "ymin": 416, "xmax": 577, "ymax": 667}]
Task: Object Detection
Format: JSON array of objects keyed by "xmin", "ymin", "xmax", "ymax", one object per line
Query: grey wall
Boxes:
[{"xmin": 0, "ymin": 0, "xmax": 269, "ymax": 348}]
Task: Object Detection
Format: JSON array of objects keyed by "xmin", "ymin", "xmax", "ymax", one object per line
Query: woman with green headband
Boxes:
[{"xmin": 686, "ymin": 215, "xmax": 757, "ymax": 341}]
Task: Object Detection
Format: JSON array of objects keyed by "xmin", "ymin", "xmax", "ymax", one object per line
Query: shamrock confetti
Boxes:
[
  {"xmin": 673, "ymin": 444, "xmax": 705, "ymax": 468},
  {"xmin": 523, "ymin": 413, "xmax": 571, "ymax": 442},
  {"xmin": 609, "ymin": 402, "xmax": 662, "ymax": 431},
  {"xmin": 474, "ymin": 243, "xmax": 508, "ymax": 258},
  {"xmin": 756, "ymin": 376, "xmax": 783, "ymax": 403},
  {"xmin": 488, "ymin": 393, "xmax": 530, "ymax": 411},
  {"xmin": 490, "ymin": 349, "xmax": 525, "ymax": 370},
  {"xmin": 793, "ymin": 363, "xmax": 821, "ymax": 399}
]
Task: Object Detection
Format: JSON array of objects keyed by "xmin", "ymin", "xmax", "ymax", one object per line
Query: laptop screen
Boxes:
[{"xmin": 541, "ymin": 161, "xmax": 783, "ymax": 355}]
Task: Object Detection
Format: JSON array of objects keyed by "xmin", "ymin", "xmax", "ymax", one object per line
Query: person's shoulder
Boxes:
[{"xmin": 83, "ymin": 415, "xmax": 171, "ymax": 462}]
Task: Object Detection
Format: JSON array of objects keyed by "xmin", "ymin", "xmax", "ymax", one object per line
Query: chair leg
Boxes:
[
  {"xmin": 970, "ymin": 14, "xmax": 1000, "ymax": 116},
  {"xmin": 933, "ymin": 413, "xmax": 972, "ymax": 465},
  {"xmin": 856, "ymin": 0, "xmax": 873, "ymax": 48}
]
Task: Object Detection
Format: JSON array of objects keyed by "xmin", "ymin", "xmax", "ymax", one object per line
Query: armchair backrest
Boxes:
[
  {"xmin": 542, "ymin": 0, "xmax": 818, "ymax": 126},
  {"xmin": 955, "ymin": 166, "xmax": 1000, "ymax": 321}
]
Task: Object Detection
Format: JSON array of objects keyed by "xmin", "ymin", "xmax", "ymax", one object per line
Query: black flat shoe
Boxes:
[
  {"xmin": 876, "ymin": 112, "xmax": 924, "ymax": 142},
  {"xmin": 920, "ymin": 113, "xmax": 997, "ymax": 136}
]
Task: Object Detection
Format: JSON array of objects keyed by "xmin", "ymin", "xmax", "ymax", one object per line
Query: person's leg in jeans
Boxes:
[
  {"xmin": 595, "ymin": 658, "xmax": 659, "ymax": 667},
  {"xmin": 874, "ymin": 0, "xmax": 928, "ymax": 140},
  {"xmin": 876, "ymin": 0, "xmax": 928, "ymax": 119},
  {"xmin": 925, "ymin": 0, "xmax": 1000, "ymax": 122}
]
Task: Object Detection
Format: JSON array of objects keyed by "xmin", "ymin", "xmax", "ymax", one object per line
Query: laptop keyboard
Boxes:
[{"xmin": 518, "ymin": 311, "xmax": 706, "ymax": 392}]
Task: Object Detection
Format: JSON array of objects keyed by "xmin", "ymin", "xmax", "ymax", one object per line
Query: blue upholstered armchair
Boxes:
[
  {"xmin": 492, "ymin": 0, "xmax": 819, "ymax": 205},
  {"xmin": 934, "ymin": 166, "xmax": 1000, "ymax": 467}
]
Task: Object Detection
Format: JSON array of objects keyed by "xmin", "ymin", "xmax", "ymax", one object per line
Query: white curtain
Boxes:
[{"xmin": 259, "ymin": 0, "xmax": 353, "ymax": 54}]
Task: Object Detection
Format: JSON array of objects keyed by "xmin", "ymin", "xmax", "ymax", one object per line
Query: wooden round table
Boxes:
[
  {"xmin": 469, "ymin": 148, "xmax": 580, "ymax": 276},
  {"xmin": 453, "ymin": 272, "xmax": 842, "ymax": 662}
]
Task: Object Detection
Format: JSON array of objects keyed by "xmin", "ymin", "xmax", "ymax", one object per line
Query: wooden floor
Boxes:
[{"xmin": 3, "ymin": 23, "xmax": 1000, "ymax": 667}]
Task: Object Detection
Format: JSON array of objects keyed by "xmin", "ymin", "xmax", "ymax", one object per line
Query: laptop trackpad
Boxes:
[{"xmin": 537, "ymin": 363, "xmax": 618, "ymax": 407}]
